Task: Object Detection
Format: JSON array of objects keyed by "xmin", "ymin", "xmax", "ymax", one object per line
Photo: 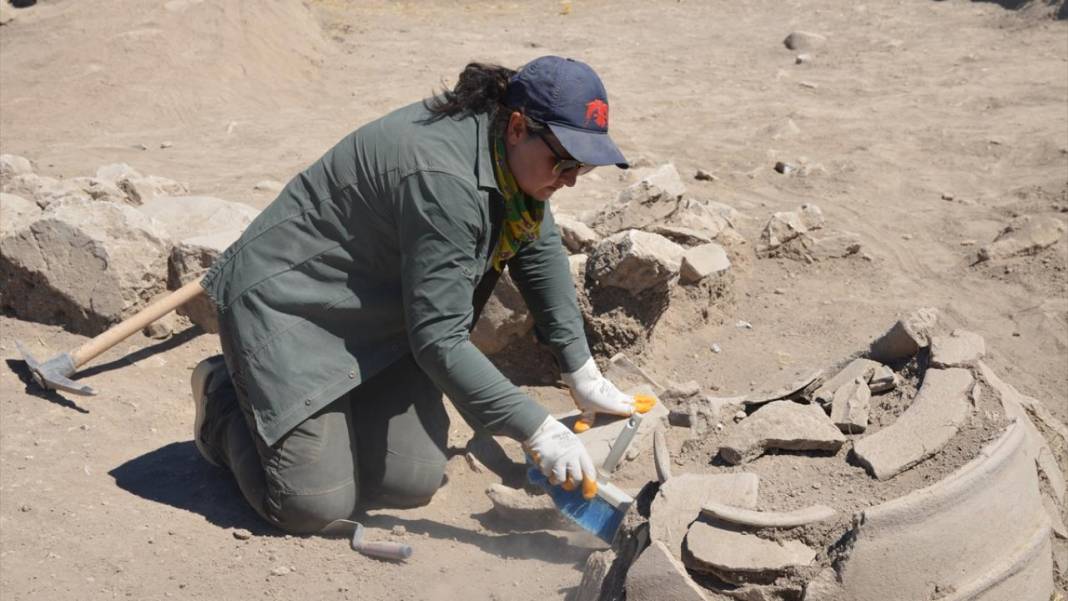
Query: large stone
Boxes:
[
  {"xmin": 830, "ymin": 377, "xmax": 871, "ymax": 434},
  {"xmin": 804, "ymin": 232, "xmax": 862, "ymax": 260},
  {"xmin": 137, "ymin": 195, "xmax": 259, "ymax": 242},
  {"xmin": 648, "ymin": 472, "xmax": 760, "ymax": 560},
  {"xmin": 685, "ymin": 521, "xmax": 816, "ymax": 584},
  {"xmin": 978, "ymin": 215, "xmax": 1066, "ymax": 261},
  {"xmin": 616, "ymin": 163, "xmax": 686, "ymax": 206},
  {"xmin": 867, "ymin": 307, "xmax": 939, "ymax": 364},
  {"xmin": 555, "ymin": 212, "xmax": 600, "ymax": 254},
  {"xmin": 2, "ymin": 172, "xmax": 92, "ymax": 209},
  {"xmin": 471, "ymin": 268, "xmax": 534, "ymax": 355},
  {"xmin": 626, "ymin": 541, "xmax": 709, "ymax": 601},
  {"xmin": 668, "ymin": 198, "xmax": 733, "ymax": 240},
  {"xmin": 761, "ymin": 210, "xmax": 806, "ymax": 248},
  {"xmin": 718, "ymin": 401, "xmax": 846, "ymax": 465},
  {"xmin": 95, "ymin": 163, "xmax": 143, "ymax": 182},
  {"xmin": 575, "ymin": 550, "xmax": 615, "ymax": 601},
  {"xmin": 646, "ymin": 224, "xmax": 713, "ymax": 247},
  {"xmin": 0, "ymin": 154, "xmax": 34, "ymax": 182},
  {"xmin": 0, "ymin": 192, "xmax": 41, "ymax": 235},
  {"xmin": 0, "ymin": 199, "xmax": 170, "ymax": 334},
  {"xmin": 588, "ymin": 229, "xmax": 684, "ymax": 293},
  {"xmin": 484, "ymin": 484, "xmax": 562, "ymax": 528},
  {"xmin": 589, "ymin": 164, "xmax": 687, "ymax": 236},
  {"xmin": 140, "ymin": 196, "xmax": 260, "ymax": 333},
  {"xmin": 679, "ymin": 242, "xmax": 730, "ymax": 284},
  {"xmin": 929, "ymin": 329, "xmax": 986, "ymax": 368},
  {"xmin": 852, "ymin": 368, "xmax": 974, "ymax": 480}
]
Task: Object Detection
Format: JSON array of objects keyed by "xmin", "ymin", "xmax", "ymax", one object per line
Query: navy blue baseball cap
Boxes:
[{"xmin": 503, "ymin": 56, "xmax": 629, "ymax": 169}]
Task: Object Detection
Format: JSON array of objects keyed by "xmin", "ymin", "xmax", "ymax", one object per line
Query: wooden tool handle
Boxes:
[{"xmin": 71, "ymin": 279, "xmax": 207, "ymax": 368}]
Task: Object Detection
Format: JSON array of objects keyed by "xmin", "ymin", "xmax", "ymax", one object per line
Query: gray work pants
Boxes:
[{"xmin": 200, "ymin": 351, "xmax": 451, "ymax": 534}]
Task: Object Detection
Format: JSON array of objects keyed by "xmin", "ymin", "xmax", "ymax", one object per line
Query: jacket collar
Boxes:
[{"xmin": 475, "ymin": 111, "xmax": 500, "ymax": 193}]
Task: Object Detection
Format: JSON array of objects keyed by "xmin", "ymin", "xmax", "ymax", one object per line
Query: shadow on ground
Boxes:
[{"xmin": 109, "ymin": 440, "xmax": 273, "ymax": 535}]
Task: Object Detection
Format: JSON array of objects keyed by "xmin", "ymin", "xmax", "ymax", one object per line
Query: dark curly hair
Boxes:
[{"xmin": 424, "ymin": 62, "xmax": 547, "ymax": 135}]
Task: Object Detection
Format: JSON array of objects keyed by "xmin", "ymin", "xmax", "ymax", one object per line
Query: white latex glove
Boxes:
[
  {"xmin": 523, "ymin": 415, "xmax": 597, "ymax": 488},
  {"xmin": 562, "ymin": 357, "xmax": 635, "ymax": 417}
]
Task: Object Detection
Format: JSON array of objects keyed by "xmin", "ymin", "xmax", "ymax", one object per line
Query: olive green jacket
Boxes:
[{"xmin": 201, "ymin": 101, "xmax": 590, "ymax": 446}]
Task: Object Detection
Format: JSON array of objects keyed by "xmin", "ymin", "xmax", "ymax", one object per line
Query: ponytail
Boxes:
[{"xmin": 424, "ymin": 62, "xmax": 515, "ymax": 120}]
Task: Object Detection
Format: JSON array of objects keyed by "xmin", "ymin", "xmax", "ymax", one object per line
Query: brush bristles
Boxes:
[{"xmin": 527, "ymin": 468, "xmax": 629, "ymax": 543}]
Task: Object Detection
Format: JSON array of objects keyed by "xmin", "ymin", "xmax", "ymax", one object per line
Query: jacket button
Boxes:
[
  {"xmin": 348, "ymin": 371, "xmax": 355, "ymax": 379},
  {"xmin": 305, "ymin": 399, "xmax": 311, "ymax": 406}
]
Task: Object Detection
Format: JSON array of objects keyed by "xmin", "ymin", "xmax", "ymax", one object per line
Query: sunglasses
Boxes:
[{"xmin": 536, "ymin": 133, "xmax": 596, "ymax": 176}]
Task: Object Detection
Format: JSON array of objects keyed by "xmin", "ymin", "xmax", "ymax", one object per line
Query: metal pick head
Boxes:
[{"xmin": 15, "ymin": 340, "xmax": 96, "ymax": 396}]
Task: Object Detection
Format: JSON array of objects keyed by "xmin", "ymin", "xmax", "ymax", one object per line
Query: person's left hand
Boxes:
[{"xmin": 562, "ymin": 358, "xmax": 656, "ymax": 431}]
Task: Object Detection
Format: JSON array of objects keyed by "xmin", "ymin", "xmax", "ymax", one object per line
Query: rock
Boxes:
[
  {"xmin": 685, "ymin": 521, "xmax": 816, "ymax": 584},
  {"xmin": 0, "ymin": 192, "xmax": 41, "ymax": 235},
  {"xmin": 784, "ymin": 31, "xmax": 828, "ymax": 51},
  {"xmin": 679, "ymin": 243, "xmax": 730, "ymax": 284},
  {"xmin": 774, "ymin": 161, "xmax": 797, "ymax": 175},
  {"xmin": 626, "ymin": 541, "xmax": 709, "ymax": 601},
  {"xmin": 616, "ymin": 163, "xmax": 686, "ymax": 206},
  {"xmin": 761, "ymin": 210, "xmax": 806, "ymax": 248},
  {"xmin": 555, "ymin": 212, "xmax": 601, "ymax": 253},
  {"xmin": 686, "ymin": 395, "xmax": 744, "ymax": 438},
  {"xmin": 120, "ymin": 175, "xmax": 188, "ymax": 204},
  {"xmin": 812, "ymin": 358, "xmax": 881, "ymax": 405},
  {"xmin": 648, "ymin": 472, "xmax": 760, "ymax": 560},
  {"xmin": 568, "ymin": 253, "xmax": 588, "ymax": 290},
  {"xmin": 795, "ymin": 53, "xmax": 812, "ymax": 65},
  {"xmin": 744, "ymin": 370, "xmax": 823, "ymax": 407},
  {"xmin": 804, "ymin": 568, "xmax": 846, "ymax": 600},
  {"xmin": 867, "ymin": 307, "xmax": 939, "ymax": 364},
  {"xmin": 867, "ymin": 364, "xmax": 897, "ymax": 393},
  {"xmin": 978, "ymin": 216, "xmax": 1066, "ymax": 261},
  {"xmin": 168, "ymin": 230, "xmax": 243, "ymax": 333},
  {"xmin": 136, "ymin": 195, "xmax": 260, "ymax": 332},
  {"xmin": 269, "ymin": 566, "xmax": 291, "ymax": 577},
  {"xmin": 661, "ymin": 380, "xmax": 701, "ymax": 402},
  {"xmin": 669, "ymin": 198, "xmax": 735, "ymax": 237},
  {"xmin": 852, "ymin": 368, "xmax": 974, "ymax": 480},
  {"xmin": 142, "ymin": 308, "xmax": 180, "ymax": 340},
  {"xmin": 588, "ymin": 229, "xmax": 684, "ymax": 293},
  {"xmin": 805, "ymin": 232, "xmax": 862, "ymax": 260},
  {"xmin": 0, "ymin": 154, "xmax": 33, "ymax": 182},
  {"xmin": 575, "ymin": 550, "xmax": 615, "ymax": 601},
  {"xmin": 137, "ymin": 195, "xmax": 259, "ymax": 243},
  {"xmin": 646, "ymin": 224, "xmax": 713, "ymax": 247},
  {"xmin": 830, "ymin": 377, "xmax": 871, "ymax": 434},
  {"xmin": 485, "ymin": 484, "xmax": 562, "ymax": 528},
  {"xmin": 718, "ymin": 401, "xmax": 846, "ymax": 465},
  {"xmin": 930, "ymin": 329, "xmax": 986, "ymax": 368},
  {"xmin": 0, "ymin": 198, "xmax": 170, "ymax": 334},
  {"xmin": 471, "ymin": 268, "xmax": 534, "ymax": 355},
  {"xmin": 694, "ymin": 169, "xmax": 718, "ymax": 182},
  {"xmin": 232, "ymin": 528, "xmax": 253, "ymax": 540}
]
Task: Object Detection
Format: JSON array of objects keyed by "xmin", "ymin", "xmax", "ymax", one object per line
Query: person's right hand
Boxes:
[{"xmin": 523, "ymin": 415, "xmax": 598, "ymax": 498}]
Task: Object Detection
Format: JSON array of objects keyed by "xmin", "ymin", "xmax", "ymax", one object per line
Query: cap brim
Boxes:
[{"xmin": 547, "ymin": 123, "xmax": 629, "ymax": 169}]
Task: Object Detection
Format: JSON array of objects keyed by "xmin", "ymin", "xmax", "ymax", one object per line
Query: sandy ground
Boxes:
[{"xmin": 1, "ymin": 1, "xmax": 1066, "ymax": 599}]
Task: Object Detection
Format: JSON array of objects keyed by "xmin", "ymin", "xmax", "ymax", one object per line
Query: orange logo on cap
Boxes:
[{"xmin": 585, "ymin": 99, "xmax": 609, "ymax": 129}]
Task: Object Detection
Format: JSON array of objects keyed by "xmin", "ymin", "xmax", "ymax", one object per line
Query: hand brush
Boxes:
[{"xmin": 526, "ymin": 466, "xmax": 632, "ymax": 544}]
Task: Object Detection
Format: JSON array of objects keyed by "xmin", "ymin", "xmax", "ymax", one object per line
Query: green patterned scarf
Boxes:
[{"xmin": 491, "ymin": 132, "xmax": 544, "ymax": 271}]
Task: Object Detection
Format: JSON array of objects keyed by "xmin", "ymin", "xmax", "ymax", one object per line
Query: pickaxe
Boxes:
[{"xmin": 16, "ymin": 279, "xmax": 206, "ymax": 395}]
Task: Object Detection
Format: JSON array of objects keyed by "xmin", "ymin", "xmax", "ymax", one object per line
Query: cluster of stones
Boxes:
[
  {"xmin": 474, "ymin": 162, "xmax": 742, "ymax": 359},
  {"xmin": 570, "ymin": 309, "xmax": 1065, "ymax": 601},
  {"xmin": 0, "ymin": 154, "xmax": 260, "ymax": 336}
]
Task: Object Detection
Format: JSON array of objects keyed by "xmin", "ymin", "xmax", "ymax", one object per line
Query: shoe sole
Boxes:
[{"xmin": 190, "ymin": 356, "xmax": 226, "ymax": 467}]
